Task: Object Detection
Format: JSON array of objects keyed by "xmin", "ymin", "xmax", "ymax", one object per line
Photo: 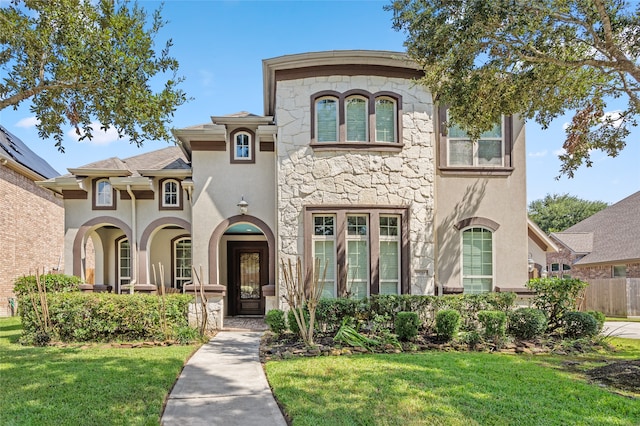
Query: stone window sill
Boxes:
[
  {"xmin": 438, "ymin": 167, "xmax": 514, "ymax": 176},
  {"xmin": 310, "ymin": 142, "xmax": 403, "ymax": 152}
]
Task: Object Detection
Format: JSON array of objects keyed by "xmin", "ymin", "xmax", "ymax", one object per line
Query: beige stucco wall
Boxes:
[
  {"xmin": 434, "ymin": 119, "xmax": 529, "ymax": 290},
  {"xmin": 0, "ymin": 165, "xmax": 64, "ymax": 316},
  {"xmin": 63, "ymin": 178, "xmax": 192, "ymax": 286},
  {"xmin": 275, "ymin": 75, "xmax": 436, "ymax": 296},
  {"xmin": 190, "ymin": 135, "xmax": 276, "ymax": 286}
]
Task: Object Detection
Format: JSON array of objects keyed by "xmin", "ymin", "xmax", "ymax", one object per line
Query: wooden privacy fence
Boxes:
[{"xmin": 583, "ymin": 278, "xmax": 640, "ymax": 317}]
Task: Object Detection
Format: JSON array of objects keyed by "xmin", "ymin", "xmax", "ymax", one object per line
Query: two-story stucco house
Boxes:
[{"xmin": 39, "ymin": 51, "xmax": 534, "ymax": 321}]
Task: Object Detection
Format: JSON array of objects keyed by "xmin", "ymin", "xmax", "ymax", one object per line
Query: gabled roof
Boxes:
[
  {"xmin": 552, "ymin": 191, "xmax": 640, "ymax": 265},
  {"xmin": 0, "ymin": 125, "xmax": 59, "ymax": 179}
]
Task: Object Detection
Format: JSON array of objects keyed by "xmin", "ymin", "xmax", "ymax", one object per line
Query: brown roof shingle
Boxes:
[{"xmin": 554, "ymin": 191, "xmax": 640, "ymax": 265}]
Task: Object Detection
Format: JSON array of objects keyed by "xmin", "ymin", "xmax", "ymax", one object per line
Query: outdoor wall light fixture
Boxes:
[
  {"xmin": 528, "ymin": 253, "xmax": 535, "ymax": 272},
  {"xmin": 237, "ymin": 196, "xmax": 249, "ymax": 215}
]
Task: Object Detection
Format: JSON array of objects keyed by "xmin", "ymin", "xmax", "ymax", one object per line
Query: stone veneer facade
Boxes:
[
  {"xmin": 0, "ymin": 166, "xmax": 64, "ymax": 316},
  {"xmin": 275, "ymin": 75, "xmax": 435, "ymax": 296}
]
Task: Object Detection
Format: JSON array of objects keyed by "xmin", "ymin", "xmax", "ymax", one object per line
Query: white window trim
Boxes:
[
  {"xmin": 460, "ymin": 227, "xmax": 495, "ymax": 294},
  {"xmin": 234, "ymin": 131, "xmax": 253, "ymax": 161},
  {"xmin": 312, "ymin": 214, "xmax": 337, "ymax": 298},
  {"xmin": 447, "ymin": 114, "xmax": 505, "ymax": 167},
  {"xmin": 173, "ymin": 237, "xmax": 192, "ymax": 289},
  {"xmin": 96, "ymin": 178, "xmax": 113, "ymax": 207},
  {"xmin": 346, "ymin": 214, "xmax": 370, "ymax": 299},
  {"xmin": 315, "ymin": 96, "xmax": 339, "ymax": 143},
  {"xmin": 374, "ymin": 96, "xmax": 397, "ymax": 143},
  {"xmin": 162, "ymin": 179, "xmax": 180, "ymax": 207},
  {"xmin": 345, "ymin": 95, "xmax": 369, "ymax": 142},
  {"xmin": 118, "ymin": 238, "xmax": 131, "ymax": 288},
  {"xmin": 379, "ymin": 215, "xmax": 401, "ymax": 295}
]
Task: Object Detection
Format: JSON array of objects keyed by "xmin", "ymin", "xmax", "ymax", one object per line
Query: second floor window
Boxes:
[
  {"xmin": 312, "ymin": 91, "xmax": 401, "ymax": 145},
  {"xmin": 234, "ymin": 132, "xmax": 251, "ymax": 160},
  {"xmin": 95, "ymin": 179, "xmax": 113, "ymax": 207},
  {"xmin": 316, "ymin": 98, "xmax": 338, "ymax": 142},
  {"xmin": 162, "ymin": 179, "xmax": 179, "ymax": 207},
  {"xmin": 448, "ymin": 119, "xmax": 504, "ymax": 167}
]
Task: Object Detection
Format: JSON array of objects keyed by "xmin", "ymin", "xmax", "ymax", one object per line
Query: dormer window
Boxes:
[
  {"xmin": 230, "ymin": 129, "xmax": 256, "ymax": 164},
  {"xmin": 93, "ymin": 178, "xmax": 115, "ymax": 210}
]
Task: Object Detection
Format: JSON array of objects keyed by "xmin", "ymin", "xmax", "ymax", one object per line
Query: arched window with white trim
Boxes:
[
  {"xmin": 161, "ymin": 179, "xmax": 180, "ymax": 208},
  {"xmin": 375, "ymin": 97, "xmax": 397, "ymax": 142},
  {"xmin": 345, "ymin": 95, "xmax": 368, "ymax": 142},
  {"xmin": 461, "ymin": 227, "xmax": 493, "ymax": 294},
  {"xmin": 173, "ymin": 237, "xmax": 192, "ymax": 290},
  {"xmin": 95, "ymin": 178, "xmax": 113, "ymax": 207},
  {"xmin": 315, "ymin": 97, "xmax": 338, "ymax": 142},
  {"xmin": 117, "ymin": 237, "xmax": 131, "ymax": 288}
]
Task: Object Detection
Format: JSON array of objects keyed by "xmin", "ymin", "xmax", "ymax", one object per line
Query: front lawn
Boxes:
[
  {"xmin": 0, "ymin": 317, "xmax": 198, "ymax": 425},
  {"xmin": 266, "ymin": 345, "xmax": 640, "ymax": 425}
]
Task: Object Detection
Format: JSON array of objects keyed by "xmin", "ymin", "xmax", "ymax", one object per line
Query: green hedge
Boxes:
[
  {"xmin": 14, "ymin": 273, "xmax": 81, "ymax": 297},
  {"xmin": 19, "ymin": 292, "xmax": 192, "ymax": 343},
  {"xmin": 288, "ymin": 293, "xmax": 516, "ymax": 336}
]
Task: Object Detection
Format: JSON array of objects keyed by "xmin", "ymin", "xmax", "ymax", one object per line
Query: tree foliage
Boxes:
[
  {"xmin": 528, "ymin": 193, "xmax": 608, "ymax": 234},
  {"xmin": 0, "ymin": 0, "xmax": 187, "ymax": 151},
  {"xmin": 387, "ymin": 0, "xmax": 640, "ymax": 177}
]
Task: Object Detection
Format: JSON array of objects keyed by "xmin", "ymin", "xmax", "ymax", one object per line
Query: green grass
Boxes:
[
  {"xmin": 266, "ymin": 345, "xmax": 640, "ymax": 426},
  {"xmin": 0, "ymin": 317, "xmax": 198, "ymax": 425}
]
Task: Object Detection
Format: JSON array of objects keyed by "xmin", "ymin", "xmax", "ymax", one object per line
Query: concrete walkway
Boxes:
[
  {"xmin": 603, "ymin": 321, "xmax": 640, "ymax": 339},
  {"xmin": 161, "ymin": 330, "xmax": 287, "ymax": 426}
]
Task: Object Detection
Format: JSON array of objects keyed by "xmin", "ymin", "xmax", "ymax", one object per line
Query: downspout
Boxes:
[{"xmin": 126, "ymin": 185, "xmax": 137, "ymax": 293}]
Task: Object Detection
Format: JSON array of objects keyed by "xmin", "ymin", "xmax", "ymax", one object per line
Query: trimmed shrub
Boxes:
[
  {"xmin": 477, "ymin": 310, "xmax": 507, "ymax": 341},
  {"xmin": 435, "ymin": 309, "xmax": 460, "ymax": 341},
  {"xmin": 14, "ymin": 273, "xmax": 81, "ymax": 296},
  {"xmin": 586, "ymin": 310, "xmax": 606, "ymax": 333},
  {"xmin": 315, "ymin": 298, "xmax": 361, "ymax": 333},
  {"xmin": 563, "ymin": 311, "xmax": 598, "ymax": 338},
  {"xmin": 508, "ymin": 308, "xmax": 548, "ymax": 340},
  {"xmin": 18, "ymin": 292, "xmax": 191, "ymax": 343},
  {"xmin": 395, "ymin": 311, "xmax": 420, "ymax": 341},
  {"xmin": 526, "ymin": 277, "xmax": 588, "ymax": 331},
  {"xmin": 265, "ymin": 309, "xmax": 286, "ymax": 334}
]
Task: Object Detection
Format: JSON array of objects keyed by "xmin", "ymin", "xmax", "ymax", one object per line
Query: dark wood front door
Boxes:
[{"xmin": 228, "ymin": 241, "xmax": 268, "ymax": 316}]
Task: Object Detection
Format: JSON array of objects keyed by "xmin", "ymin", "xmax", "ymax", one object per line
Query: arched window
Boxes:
[
  {"xmin": 345, "ymin": 96, "xmax": 368, "ymax": 142},
  {"xmin": 375, "ymin": 97, "xmax": 396, "ymax": 142},
  {"xmin": 162, "ymin": 179, "xmax": 180, "ymax": 208},
  {"xmin": 315, "ymin": 97, "xmax": 338, "ymax": 142},
  {"xmin": 234, "ymin": 132, "xmax": 252, "ymax": 160},
  {"xmin": 95, "ymin": 178, "xmax": 113, "ymax": 207},
  {"xmin": 461, "ymin": 227, "xmax": 493, "ymax": 294},
  {"xmin": 173, "ymin": 237, "xmax": 192, "ymax": 290},
  {"xmin": 117, "ymin": 237, "xmax": 131, "ymax": 289}
]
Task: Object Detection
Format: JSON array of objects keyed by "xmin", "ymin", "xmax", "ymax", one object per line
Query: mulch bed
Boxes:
[{"xmin": 586, "ymin": 359, "xmax": 640, "ymax": 393}]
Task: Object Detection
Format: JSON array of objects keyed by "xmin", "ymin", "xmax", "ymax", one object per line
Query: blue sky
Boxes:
[{"xmin": 1, "ymin": 0, "xmax": 638, "ymax": 204}]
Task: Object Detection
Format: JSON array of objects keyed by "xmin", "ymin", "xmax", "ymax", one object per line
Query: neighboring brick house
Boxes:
[
  {"xmin": 0, "ymin": 125, "xmax": 64, "ymax": 316},
  {"xmin": 548, "ymin": 191, "xmax": 640, "ymax": 280},
  {"xmin": 40, "ymin": 51, "xmax": 537, "ymax": 320}
]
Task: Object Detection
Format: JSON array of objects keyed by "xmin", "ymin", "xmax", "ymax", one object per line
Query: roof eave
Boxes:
[{"xmin": 67, "ymin": 168, "xmax": 132, "ymax": 177}]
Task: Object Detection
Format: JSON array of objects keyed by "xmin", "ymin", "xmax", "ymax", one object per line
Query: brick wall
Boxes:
[
  {"xmin": 574, "ymin": 262, "xmax": 640, "ymax": 281},
  {"xmin": 0, "ymin": 166, "xmax": 64, "ymax": 316}
]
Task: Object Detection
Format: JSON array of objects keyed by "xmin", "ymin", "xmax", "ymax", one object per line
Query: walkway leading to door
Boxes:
[{"xmin": 161, "ymin": 329, "xmax": 287, "ymax": 426}]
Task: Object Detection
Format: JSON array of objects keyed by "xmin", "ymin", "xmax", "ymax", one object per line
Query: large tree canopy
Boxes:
[
  {"xmin": 528, "ymin": 193, "xmax": 608, "ymax": 234},
  {"xmin": 0, "ymin": 0, "xmax": 187, "ymax": 151},
  {"xmin": 387, "ymin": 0, "xmax": 640, "ymax": 177}
]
